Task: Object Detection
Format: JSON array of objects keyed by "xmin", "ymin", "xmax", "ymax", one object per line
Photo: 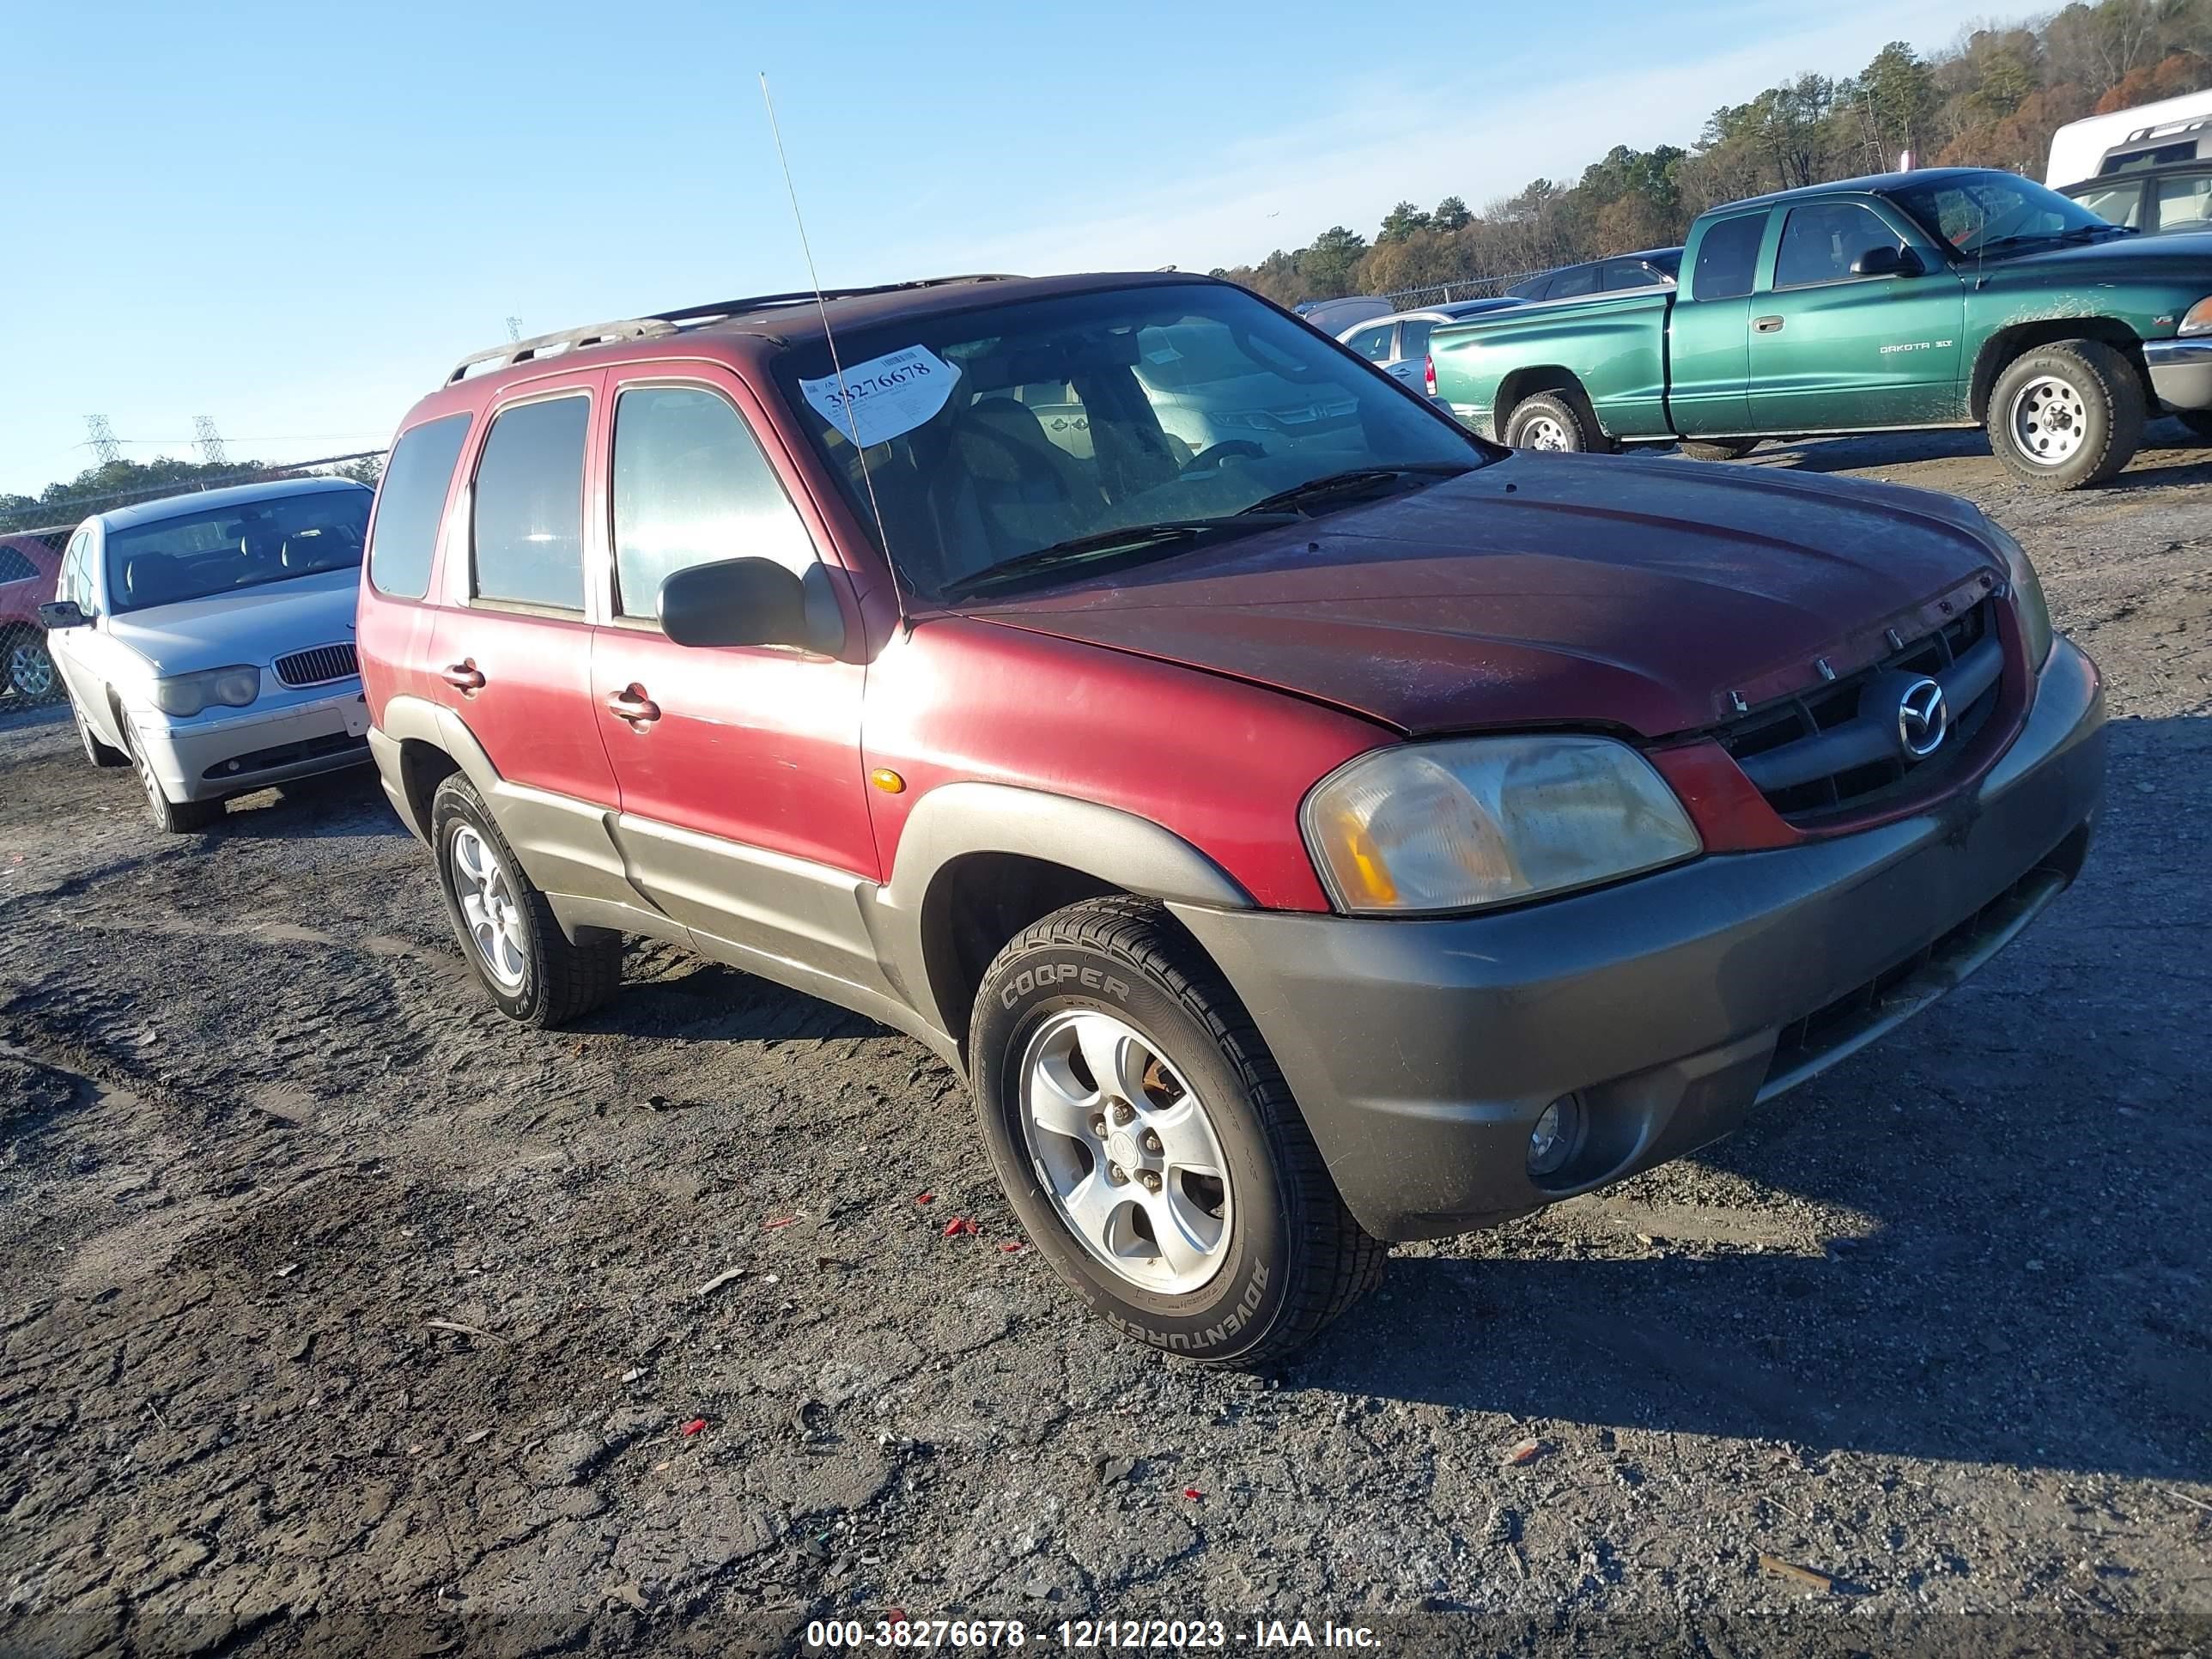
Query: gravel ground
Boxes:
[{"xmin": 1, "ymin": 424, "xmax": 2207, "ymax": 1658}]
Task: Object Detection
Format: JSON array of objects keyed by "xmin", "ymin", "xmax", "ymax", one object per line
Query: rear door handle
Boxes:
[
  {"xmin": 606, "ymin": 686, "xmax": 661, "ymax": 725},
  {"xmin": 441, "ymin": 660, "xmax": 485, "ymax": 692},
  {"xmin": 1753, "ymin": 315, "xmax": 1784, "ymax": 333}
]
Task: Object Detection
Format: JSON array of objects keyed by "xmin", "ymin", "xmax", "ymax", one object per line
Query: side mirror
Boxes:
[
  {"xmin": 658, "ymin": 558, "xmax": 844, "ymax": 654},
  {"xmin": 1851, "ymin": 245, "xmax": 1923, "ymax": 278},
  {"xmin": 38, "ymin": 599, "xmax": 88, "ymax": 629}
]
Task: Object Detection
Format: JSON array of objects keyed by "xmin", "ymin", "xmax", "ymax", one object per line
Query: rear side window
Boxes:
[
  {"xmin": 2156, "ymin": 173, "xmax": 2212, "ymax": 232},
  {"xmin": 0, "ymin": 547, "xmax": 34, "ymax": 584},
  {"xmin": 611, "ymin": 386, "xmax": 817, "ymax": 623},
  {"xmin": 472, "ymin": 396, "xmax": 589, "ymax": 611},
  {"xmin": 1344, "ymin": 324, "xmax": 1393, "ymax": 362},
  {"xmin": 1398, "ymin": 319, "xmax": 1433, "ymax": 357},
  {"xmin": 1692, "ymin": 213, "xmax": 1767, "ymax": 301},
  {"xmin": 1600, "ymin": 258, "xmax": 1665, "ymax": 291},
  {"xmin": 1549, "ymin": 263, "xmax": 1601, "ymax": 298},
  {"xmin": 1504, "ymin": 272, "xmax": 1551, "ymax": 301},
  {"xmin": 368, "ymin": 413, "xmax": 471, "ymax": 599}
]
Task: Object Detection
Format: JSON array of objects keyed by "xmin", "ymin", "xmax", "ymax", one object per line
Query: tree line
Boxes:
[
  {"xmin": 1214, "ymin": 0, "xmax": 2212, "ymax": 306},
  {"xmin": 1, "ymin": 454, "xmax": 385, "ymax": 536}
]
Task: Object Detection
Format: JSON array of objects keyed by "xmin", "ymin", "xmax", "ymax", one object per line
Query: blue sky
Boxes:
[{"xmin": 6, "ymin": 0, "xmax": 2009, "ymax": 499}]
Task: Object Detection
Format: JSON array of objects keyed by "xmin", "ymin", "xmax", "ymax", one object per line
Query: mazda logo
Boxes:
[{"xmin": 1897, "ymin": 677, "xmax": 1948, "ymax": 760}]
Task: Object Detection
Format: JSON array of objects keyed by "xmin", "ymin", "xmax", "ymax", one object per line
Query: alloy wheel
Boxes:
[
  {"xmin": 450, "ymin": 822, "xmax": 529, "ymax": 990},
  {"xmin": 7, "ymin": 638, "xmax": 55, "ymax": 698},
  {"xmin": 1018, "ymin": 1009, "xmax": 1232, "ymax": 1295}
]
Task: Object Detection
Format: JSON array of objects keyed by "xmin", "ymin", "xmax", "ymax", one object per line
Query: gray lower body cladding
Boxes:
[{"xmin": 1172, "ymin": 638, "xmax": 2106, "ymax": 1242}]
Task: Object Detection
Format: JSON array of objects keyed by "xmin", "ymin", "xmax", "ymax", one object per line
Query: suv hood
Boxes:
[
  {"xmin": 105, "ymin": 568, "xmax": 359, "ymax": 678},
  {"xmin": 959, "ymin": 452, "xmax": 2006, "ymax": 738}
]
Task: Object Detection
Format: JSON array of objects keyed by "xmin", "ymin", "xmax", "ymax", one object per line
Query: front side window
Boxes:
[
  {"xmin": 611, "ymin": 386, "xmax": 817, "ymax": 623},
  {"xmin": 2073, "ymin": 179, "xmax": 2145, "ymax": 229},
  {"xmin": 773, "ymin": 281, "xmax": 1487, "ymax": 600},
  {"xmin": 1774, "ymin": 202, "xmax": 1906, "ymax": 287},
  {"xmin": 1692, "ymin": 214, "xmax": 1767, "ymax": 301},
  {"xmin": 103, "ymin": 490, "xmax": 371, "ymax": 614},
  {"xmin": 368, "ymin": 413, "xmax": 471, "ymax": 599},
  {"xmin": 471, "ymin": 395, "xmax": 588, "ymax": 611}
]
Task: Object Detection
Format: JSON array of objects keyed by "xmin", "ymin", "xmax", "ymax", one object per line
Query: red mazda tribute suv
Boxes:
[{"xmin": 357, "ymin": 273, "xmax": 2103, "ymax": 1364}]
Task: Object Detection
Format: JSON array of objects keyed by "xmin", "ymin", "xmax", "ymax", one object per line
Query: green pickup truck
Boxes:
[{"xmin": 1429, "ymin": 166, "xmax": 2212, "ymax": 489}]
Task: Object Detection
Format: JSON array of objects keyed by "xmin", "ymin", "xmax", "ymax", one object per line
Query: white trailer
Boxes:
[{"xmin": 2046, "ymin": 89, "xmax": 2212, "ymax": 186}]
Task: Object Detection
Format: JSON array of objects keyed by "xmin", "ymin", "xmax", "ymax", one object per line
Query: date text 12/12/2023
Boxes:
[{"xmin": 804, "ymin": 1617, "xmax": 1384, "ymax": 1650}]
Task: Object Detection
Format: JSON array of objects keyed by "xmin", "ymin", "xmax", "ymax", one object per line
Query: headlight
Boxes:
[
  {"xmin": 151, "ymin": 665, "xmax": 261, "ymax": 718},
  {"xmin": 1302, "ymin": 735, "xmax": 1703, "ymax": 915},
  {"xmin": 1978, "ymin": 517, "xmax": 2052, "ymax": 669},
  {"xmin": 2179, "ymin": 297, "xmax": 2212, "ymax": 336}
]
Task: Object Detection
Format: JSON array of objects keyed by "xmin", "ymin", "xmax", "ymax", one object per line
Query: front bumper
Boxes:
[
  {"xmin": 2143, "ymin": 338, "xmax": 2212, "ymax": 410},
  {"xmin": 133, "ymin": 684, "xmax": 374, "ymax": 802},
  {"xmin": 1171, "ymin": 638, "xmax": 2105, "ymax": 1242}
]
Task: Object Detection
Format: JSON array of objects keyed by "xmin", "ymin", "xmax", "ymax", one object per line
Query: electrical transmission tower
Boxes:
[
  {"xmin": 191, "ymin": 416, "xmax": 229, "ymax": 467},
  {"xmin": 506, "ymin": 316, "xmax": 523, "ymax": 343},
  {"xmin": 84, "ymin": 415, "xmax": 123, "ymax": 466}
]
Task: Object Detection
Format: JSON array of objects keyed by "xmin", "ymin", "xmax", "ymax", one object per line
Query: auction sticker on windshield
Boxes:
[{"xmin": 799, "ymin": 346, "xmax": 957, "ymax": 448}]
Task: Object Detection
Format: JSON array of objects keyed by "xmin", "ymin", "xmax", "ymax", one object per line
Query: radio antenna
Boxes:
[{"xmin": 759, "ymin": 71, "xmax": 909, "ymax": 629}]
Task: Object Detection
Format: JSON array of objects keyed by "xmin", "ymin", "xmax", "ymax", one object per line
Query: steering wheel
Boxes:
[{"xmin": 1178, "ymin": 439, "xmax": 1268, "ymax": 477}]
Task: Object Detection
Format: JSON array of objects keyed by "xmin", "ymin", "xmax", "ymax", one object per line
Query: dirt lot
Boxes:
[{"xmin": 1, "ymin": 426, "xmax": 2207, "ymax": 1657}]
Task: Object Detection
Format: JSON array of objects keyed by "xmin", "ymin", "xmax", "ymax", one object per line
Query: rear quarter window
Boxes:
[
  {"xmin": 471, "ymin": 397, "xmax": 590, "ymax": 611},
  {"xmin": 367, "ymin": 413, "xmax": 471, "ymax": 599}
]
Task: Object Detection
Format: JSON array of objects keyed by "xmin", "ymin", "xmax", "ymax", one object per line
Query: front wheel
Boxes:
[
  {"xmin": 430, "ymin": 772, "xmax": 620, "ymax": 1027},
  {"xmin": 1987, "ymin": 339, "xmax": 2144, "ymax": 490},
  {"xmin": 969, "ymin": 896, "xmax": 1384, "ymax": 1367},
  {"xmin": 125, "ymin": 723, "xmax": 222, "ymax": 834}
]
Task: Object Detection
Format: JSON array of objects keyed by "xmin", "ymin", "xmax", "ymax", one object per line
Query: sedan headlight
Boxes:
[
  {"xmin": 2178, "ymin": 297, "xmax": 2212, "ymax": 337},
  {"xmin": 1978, "ymin": 516, "xmax": 2052, "ymax": 669},
  {"xmin": 151, "ymin": 665, "xmax": 261, "ymax": 718},
  {"xmin": 1303, "ymin": 735, "xmax": 1703, "ymax": 915}
]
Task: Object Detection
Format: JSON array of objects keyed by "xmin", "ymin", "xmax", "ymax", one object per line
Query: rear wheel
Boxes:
[
  {"xmin": 1504, "ymin": 391, "xmax": 1605, "ymax": 453},
  {"xmin": 3, "ymin": 629, "xmax": 57, "ymax": 701},
  {"xmin": 125, "ymin": 723, "xmax": 222, "ymax": 834},
  {"xmin": 970, "ymin": 896, "xmax": 1384, "ymax": 1367},
  {"xmin": 430, "ymin": 772, "xmax": 620, "ymax": 1027},
  {"xmin": 1987, "ymin": 339, "xmax": 2143, "ymax": 490},
  {"xmin": 1677, "ymin": 437, "xmax": 1760, "ymax": 461}
]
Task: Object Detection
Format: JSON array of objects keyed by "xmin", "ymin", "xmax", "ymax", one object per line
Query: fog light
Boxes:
[{"xmin": 1528, "ymin": 1093, "xmax": 1584, "ymax": 1179}]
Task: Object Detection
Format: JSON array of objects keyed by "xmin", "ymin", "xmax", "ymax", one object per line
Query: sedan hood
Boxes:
[
  {"xmin": 106, "ymin": 568, "xmax": 359, "ymax": 678},
  {"xmin": 957, "ymin": 452, "xmax": 2007, "ymax": 738}
]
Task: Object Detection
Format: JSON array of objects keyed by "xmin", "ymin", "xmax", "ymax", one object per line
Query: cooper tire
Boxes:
[
  {"xmin": 1987, "ymin": 339, "xmax": 2144, "ymax": 490},
  {"xmin": 430, "ymin": 771, "xmax": 621, "ymax": 1028},
  {"xmin": 125, "ymin": 723, "xmax": 222, "ymax": 834},
  {"xmin": 1678, "ymin": 437, "xmax": 1760, "ymax": 461},
  {"xmin": 970, "ymin": 896, "xmax": 1384, "ymax": 1368},
  {"xmin": 1504, "ymin": 390, "xmax": 1607, "ymax": 454}
]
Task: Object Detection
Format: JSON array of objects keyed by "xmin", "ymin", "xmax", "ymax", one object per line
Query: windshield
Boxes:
[
  {"xmin": 105, "ymin": 489, "xmax": 370, "ymax": 614},
  {"xmin": 1885, "ymin": 172, "xmax": 2123, "ymax": 257},
  {"xmin": 771, "ymin": 282, "xmax": 1489, "ymax": 599}
]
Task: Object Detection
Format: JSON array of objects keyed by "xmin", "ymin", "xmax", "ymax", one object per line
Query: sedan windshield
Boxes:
[
  {"xmin": 773, "ymin": 282, "xmax": 1490, "ymax": 599},
  {"xmin": 105, "ymin": 489, "xmax": 370, "ymax": 614},
  {"xmin": 1886, "ymin": 171, "xmax": 2127, "ymax": 258}
]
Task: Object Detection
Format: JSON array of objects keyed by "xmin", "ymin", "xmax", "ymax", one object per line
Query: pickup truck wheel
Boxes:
[
  {"xmin": 970, "ymin": 896, "xmax": 1384, "ymax": 1367},
  {"xmin": 1678, "ymin": 438, "xmax": 1760, "ymax": 461},
  {"xmin": 125, "ymin": 724, "xmax": 223, "ymax": 834},
  {"xmin": 430, "ymin": 772, "xmax": 621, "ymax": 1028},
  {"xmin": 1988, "ymin": 340, "xmax": 2143, "ymax": 490},
  {"xmin": 1504, "ymin": 392, "xmax": 1604, "ymax": 453}
]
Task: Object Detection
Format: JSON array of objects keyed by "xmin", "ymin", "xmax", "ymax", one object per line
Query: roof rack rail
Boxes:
[{"xmin": 447, "ymin": 275, "xmax": 1024, "ymax": 385}]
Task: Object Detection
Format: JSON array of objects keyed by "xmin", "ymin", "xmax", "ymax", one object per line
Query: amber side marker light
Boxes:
[{"xmin": 871, "ymin": 769, "xmax": 907, "ymax": 794}]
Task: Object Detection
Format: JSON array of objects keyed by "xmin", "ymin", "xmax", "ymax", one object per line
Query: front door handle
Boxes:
[
  {"xmin": 1753, "ymin": 314, "xmax": 1785, "ymax": 333},
  {"xmin": 606, "ymin": 685, "xmax": 661, "ymax": 725},
  {"xmin": 441, "ymin": 660, "xmax": 485, "ymax": 693}
]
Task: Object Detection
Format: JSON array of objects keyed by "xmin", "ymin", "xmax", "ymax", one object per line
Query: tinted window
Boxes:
[
  {"xmin": 471, "ymin": 396, "xmax": 588, "ymax": 611},
  {"xmin": 2156, "ymin": 172, "xmax": 2212, "ymax": 232},
  {"xmin": 1599, "ymin": 258, "xmax": 1664, "ymax": 291},
  {"xmin": 1344, "ymin": 325, "xmax": 1394, "ymax": 362},
  {"xmin": 2102, "ymin": 140, "xmax": 2197, "ymax": 173},
  {"xmin": 368, "ymin": 413, "xmax": 471, "ymax": 599},
  {"xmin": 1504, "ymin": 272, "xmax": 1551, "ymax": 300},
  {"xmin": 1692, "ymin": 213, "xmax": 1766, "ymax": 301},
  {"xmin": 1775, "ymin": 202, "xmax": 1905, "ymax": 287},
  {"xmin": 0, "ymin": 547, "xmax": 34, "ymax": 584},
  {"xmin": 2073, "ymin": 179, "xmax": 2145, "ymax": 228},
  {"xmin": 104, "ymin": 490, "xmax": 371, "ymax": 614},
  {"xmin": 1398, "ymin": 319, "xmax": 1433, "ymax": 357},
  {"xmin": 1549, "ymin": 263, "xmax": 1601, "ymax": 298},
  {"xmin": 611, "ymin": 386, "xmax": 817, "ymax": 623},
  {"xmin": 1649, "ymin": 249, "xmax": 1683, "ymax": 280},
  {"xmin": 58, "ymin": 532, "xmax": 88, "ymax": 605}
]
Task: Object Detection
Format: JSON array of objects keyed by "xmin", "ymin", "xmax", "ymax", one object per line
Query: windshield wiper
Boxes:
[
  {"xmin": 1978, "ymin": 223, "xmax": 2130, "ymax": 254},
  {"xmin": 1236, "ymin": 463, "xmax": 1474, "ymax": 518},
  {"xmin": 937, "ymin": 516, "xmax": 1294, "ymax": 600}
]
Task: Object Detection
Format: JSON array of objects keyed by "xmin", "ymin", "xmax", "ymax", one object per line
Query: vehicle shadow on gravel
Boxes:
[
  {"xmin": 202, "ymin": 771, "xmax": 395, "ymax": 842},
  {"xmin": 1744, "ymin": 420, "xmax": 2212, "ymax": 490},
  {"xmin": 1297, "ymin": 713, "xmax": 2209, "ymax": 1485}
]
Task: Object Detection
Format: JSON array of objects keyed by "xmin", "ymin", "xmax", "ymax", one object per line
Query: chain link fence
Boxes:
[
  {"xmin": 1375, "ymin": 270, "xmax": 1540, "ymax": 312},
  {"xmin": 0, "ymin": 452, "xmax": 386, "ymax": 714}
]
